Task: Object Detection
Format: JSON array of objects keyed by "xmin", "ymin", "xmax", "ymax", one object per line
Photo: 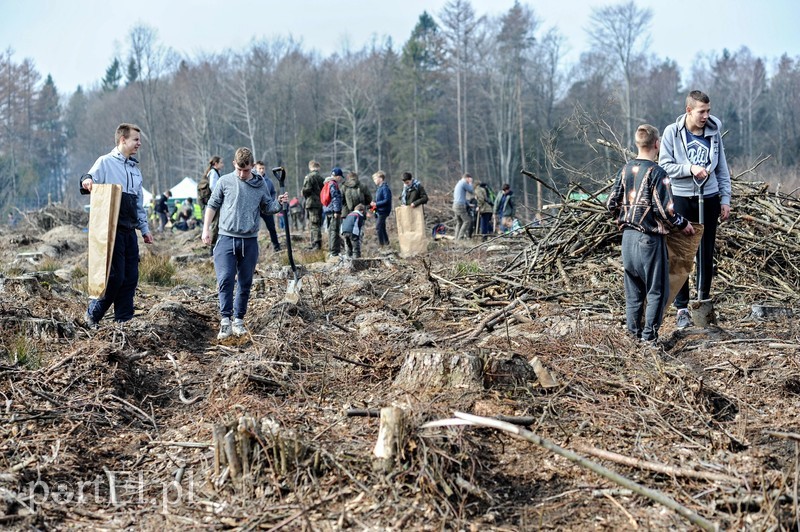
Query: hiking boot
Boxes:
[
  {"xmin": 218, "ymin": 318, "xmax": 232, "ymax": 340},
  {"xmin": 232, "ymin": 318, "xmax": 247, "ymax": 337},
  {"xmin": 85, "ymin": 311, "xmax": 98, "ymax": 330},
  {"xmin": 676, "ymin": 309, "xmax": 693, "ymax": 329}
]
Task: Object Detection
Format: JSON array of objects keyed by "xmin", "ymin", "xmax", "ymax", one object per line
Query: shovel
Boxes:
[
  {"xmin": 690, "ymin": 175, "xmax": 716, "ymax": 327},
  {"xmin": 272, "ymin": 166, "xmax": 302, "ymax": 304}
]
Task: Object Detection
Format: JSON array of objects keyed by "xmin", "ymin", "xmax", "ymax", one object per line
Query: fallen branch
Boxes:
[
  {"xmin": 573, "ymin": 444, "xmax": 744, "ymax": 485},
  {"xmin": 422, "ymin": 412, "xmax": 718, "ymax": 532}
]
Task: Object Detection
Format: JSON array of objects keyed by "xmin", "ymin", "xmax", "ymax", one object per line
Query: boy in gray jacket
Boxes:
[
  {"xmin": 659, "ymin": 90, "xmax": 731, "ymax": 329},
  {"xmin": 80, "ymin": 123, "xmax": 153, "ymax": 327},
  {"xmin": 202, "ymin": 147, "xmax": 288, "ymax": 339}
]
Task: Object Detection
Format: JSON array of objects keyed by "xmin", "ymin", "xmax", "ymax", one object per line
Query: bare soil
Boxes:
[{"xmin": 0, "ymin": 203, "xmax": 799, "ymax": 531}]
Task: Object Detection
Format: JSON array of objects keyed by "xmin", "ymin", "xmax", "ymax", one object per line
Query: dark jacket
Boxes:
[
  {"xmin": 606, "ymin": 159, "xmax": 688, "ymax": 235},
  {"xmin": 400, "ymin": 179, "xmax": 428, "ymax": 207},
  {"xmin": 374, "ymin": 182, "xmax": 392, "ymax": 215},
  {"xmin": 322, "ymin": 177, "xmax": 343, "ymax": 214},
  {"xmin": 494, "ymin": 190, "xmax": 515, "ymax": 218},
  {"xmin": 342, "ymin": 175, "xmax": 373, "ymax": 216},
  {"xmin": 341, "ymin": 210, "xmax": 366, "ymax": 236}
]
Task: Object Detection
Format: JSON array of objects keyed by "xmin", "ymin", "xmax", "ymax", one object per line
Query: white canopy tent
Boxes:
[
  {"xmin": 168, "ymin": 177, "xmax": 198, "ymax": 200},
  {"xmin": 141, "ymin": 186, "xmax": 153, "ymax": 205}
]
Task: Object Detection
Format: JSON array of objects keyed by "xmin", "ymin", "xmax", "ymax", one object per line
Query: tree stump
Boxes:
[
  {"xmin": 0, "ymin": 276, "xmax": 44, "ymax": 298},
  {"xmin": 393, "ymin": 349, "xmax": 482, "ymax": 391},
  {"xmin": 373, "ymin": 407, "xmax": 406, "ymax": 472},
  {"xmin": 483, "ymin": 353, "xmax": 537, "ymax": 388}
]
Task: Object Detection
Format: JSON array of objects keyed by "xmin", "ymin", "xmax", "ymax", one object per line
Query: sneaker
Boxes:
[
  {"xmin": 676, "ymin": 309, "xmax": 693, "ymax": 329},
  {"xmin": 85, "ymin": 311, "xmax": 98, "ymax": 329},
  {"xmin": 218, "ymin": 318, "xmax": 232, "ymax": 340},
  {"xmin": 232, "ymin": 318, "xmax": 247, "ymax": 337}
]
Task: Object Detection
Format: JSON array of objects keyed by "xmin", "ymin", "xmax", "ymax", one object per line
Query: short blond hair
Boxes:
[
  {"xmin": 234, "ymin": 147, "xmax": 254, "ymax": 168},
  {"xmin": 309, "ymin": 160, "xmax": 320, "ymax": 171},
  {"xmin": 634, "ymin": 124, "xmax": 659, "ymax": 149},
  {"xmin": 372, "ymin": 170, "xmax": 386, "ymax": 181}
]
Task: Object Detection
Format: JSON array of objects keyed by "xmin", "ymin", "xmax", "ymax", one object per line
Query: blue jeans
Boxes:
[
  {"xmin": 88, "ymin": 229, "xmax": 139, "ymax": 322},
  {"xmin": 214, "ymin": 235, "xmax": 259, "ymax": 320},
  {"xmin": 376, "ymin": 213, "xmax": 389, "ymax": 246},
  {"xmin": 622, "ymin": 229, "xmax": 669, "ymax": 341}
]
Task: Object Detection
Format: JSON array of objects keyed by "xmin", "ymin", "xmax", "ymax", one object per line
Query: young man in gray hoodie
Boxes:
[
  {"xmin": 659, "ymin": 90, "xmax": 731, "ymax": 329},
  {"xmin": 202, "ymin": 147, "xmax": 288, "ymax": 339}
]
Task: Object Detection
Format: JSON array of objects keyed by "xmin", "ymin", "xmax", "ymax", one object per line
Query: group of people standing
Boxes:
[
  {"xmin": 452, "ymin": 173, "xmax": 516, "ymax": 241},
  {"xmin": 607, "ymin": 90, "xmax": 731, "ymax": 344},
  {"xmin": 300, "ymin": 162, "xmax": 428, "ymax": 259},
  {"xmin": 81, "ymin": 88, "xmax": 729, "ymax": 347}
]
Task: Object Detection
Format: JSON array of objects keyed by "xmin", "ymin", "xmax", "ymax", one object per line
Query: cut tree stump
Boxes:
[
  {"xmin": 373, "ymin": 407, "xmax": 406, "ymax": 472},
  {"xmin": 0, "ymin": 276, "xmax": 44, "ymax": 298},
  {"xmin": 350, "ymin": 258, "xmax": 386, "ymax": 272},
  {"xmin": 483, "ymin": 353, "xmax": 537, "ymax": 388},
  {"xmin": 393, "ymin": 348, "xmax": 482, "ymax": 391}
]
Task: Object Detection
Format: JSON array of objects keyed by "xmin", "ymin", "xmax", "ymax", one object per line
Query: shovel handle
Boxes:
[
  {"xmin": 272, "ymin": 166, "xmax": 286, "ymax": 188},
  {"xmin": 273, "ymin": 167, "xmax": 297, "ymax": 276}
]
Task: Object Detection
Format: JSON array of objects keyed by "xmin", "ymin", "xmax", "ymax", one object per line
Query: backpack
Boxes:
[
  {"xmin": 197, "ymin": 173, "xmax": 212, "ymax": 205},
  {"xmin": 483, "ymin": 183, "xmax": 496, "ymax": 204},
  {"xmin": 320, "ymin": 180, "xmax": 334, "ymax": 207}
]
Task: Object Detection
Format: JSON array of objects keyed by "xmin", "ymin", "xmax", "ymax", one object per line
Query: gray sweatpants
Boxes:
[{"xmin": 621, "ymin": 229, "xmax": 669, "ymax": 341}]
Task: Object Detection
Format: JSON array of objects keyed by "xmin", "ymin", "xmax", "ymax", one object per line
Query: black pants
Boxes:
[
  {"xmin": 260, "ymin": 212, "xmax": 281, "ymax": 250},
  {"xmin": 672, "ymin": 194, "xmax": 721, "ymax": 308},
  {"xmin": 376, "ymin": 213, "xmax": 389, "ymax": 246},
  {"xmin": 88, "ymin": 229, "xmax": 139, "ymax": 322}
]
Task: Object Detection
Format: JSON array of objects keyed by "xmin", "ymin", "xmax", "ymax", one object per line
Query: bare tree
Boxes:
[
  {"xmin": 586, "ymin": 0, "xmax": 652, "ymax": 146},
  {"xmin": 440, "ymin": 0, "xmax": 485, "ymax": 174},
  {"xmin": 127, "ymin": 24, "xmax": 175, "ymax": 194}
]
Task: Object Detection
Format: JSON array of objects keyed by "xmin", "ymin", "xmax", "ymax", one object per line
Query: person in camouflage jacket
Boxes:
[{"xmin": 301, "ymin": 160, "xmax": 325, "ymax": 250}]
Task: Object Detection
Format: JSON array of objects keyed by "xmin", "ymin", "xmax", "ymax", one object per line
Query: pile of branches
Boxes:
[
  {"xmin": 12, "ymin": 204, "xmax": 89, "ymax": 232},
  {"xmin": 494, "ymin": 175, "xmax": 800, "ymax": 305}
]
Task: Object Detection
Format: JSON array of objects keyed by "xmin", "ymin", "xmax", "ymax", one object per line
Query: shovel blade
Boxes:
[
  {"xmin": 690, "ymin": 298, "xmax": 716, "ymax": 328},
  {"xmin": 284, "ymin": 278, "xmax": 302, "ymax": 304}
]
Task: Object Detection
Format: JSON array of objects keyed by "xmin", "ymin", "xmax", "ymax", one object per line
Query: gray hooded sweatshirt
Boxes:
[
  {"xmin": 207, "ymin": 171, "xmax": 280, "ymax": 239},
  {"xmin": 659, "ymin": 114, "xmax": 731, "ymax": 206}
]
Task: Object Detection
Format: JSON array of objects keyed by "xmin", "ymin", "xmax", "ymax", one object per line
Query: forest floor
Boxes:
[{"xmin": 0, "ymin": 200, "xmax": 799, "ymax": 531}]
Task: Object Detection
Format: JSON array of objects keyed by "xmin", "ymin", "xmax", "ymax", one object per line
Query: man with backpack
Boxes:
[
  {"xmin": 322, "ymin": 167, "xmax": 344, "ymax": 258},
  {"xmin": 302, "ymin": 160, "xmax": 325, "ymax": 250},
  {"xmin": 474, "ymin": 180, "xmax": 495, "ymax": 241},
  {"xmin": 342, "ymin": 170, "xmax": 373, "ymax": 217}
]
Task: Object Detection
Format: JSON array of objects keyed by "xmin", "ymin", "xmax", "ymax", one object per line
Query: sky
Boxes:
[{"xmin": 1, "ymin": 0, "xmax": 798, "ymax": 95}]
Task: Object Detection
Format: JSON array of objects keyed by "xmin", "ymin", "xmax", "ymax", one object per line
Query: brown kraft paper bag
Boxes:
[
  {"xmin": 88, "ymin": 183, "xmax": 122, "ymax": 298},
  {"xmin": 395, "ymin": 205, "xmax": 427, "ymax": 258},
  {"xmin": 664, "ymin": 224, "xmax": 704, "ymax": 313}
]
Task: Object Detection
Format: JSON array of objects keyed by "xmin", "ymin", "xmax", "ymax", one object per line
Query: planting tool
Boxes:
[{"xmin": 272, "ymin": 166, "xmax": 302, "ymax": 304}]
